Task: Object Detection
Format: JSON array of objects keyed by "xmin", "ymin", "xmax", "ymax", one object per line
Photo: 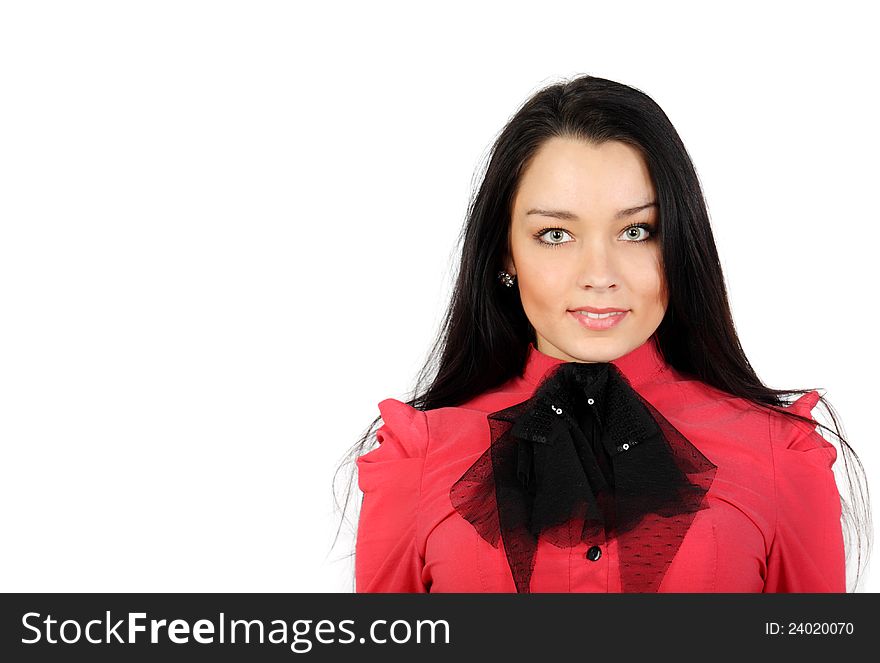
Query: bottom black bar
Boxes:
[{"xmin": 1, "ymin": 593, "xmax": 873, "ymax": 660}]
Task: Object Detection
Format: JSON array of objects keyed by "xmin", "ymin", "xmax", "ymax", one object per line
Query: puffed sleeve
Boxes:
[
  {"xmin": 355, "ymin": 398, "xmax": 429, "ymax": 593},
  {"xmin": 764, "ymin": 390, "xmax": 846, "ymax": 592}
]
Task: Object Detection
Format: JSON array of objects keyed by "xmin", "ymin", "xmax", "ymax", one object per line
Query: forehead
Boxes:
[{"xmin": 513, "ymin": 137, "xmax": 655, "ymax": 216}]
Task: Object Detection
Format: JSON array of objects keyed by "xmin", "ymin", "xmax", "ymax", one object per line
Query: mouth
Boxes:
[{"xmin": 568, "ymin": 309, "xmax": 629, "ymax": 330}]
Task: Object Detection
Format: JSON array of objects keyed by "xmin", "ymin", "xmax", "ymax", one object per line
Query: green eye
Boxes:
[
  {"xmin": 535, "ymin": 228, "xmax": 573, "ymax": 247},
  {"xmin": 621, "ymin": 223, "xmax": 654, "ymax": 242},
  {"xmin": 532, "ymin": 223, "xmax": 656, "ymax": 249}
]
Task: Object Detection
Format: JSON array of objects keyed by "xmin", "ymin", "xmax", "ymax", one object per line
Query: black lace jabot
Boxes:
[{"xmin": 449, "ymin": 338, "xmax": 717, "ymax": 593}]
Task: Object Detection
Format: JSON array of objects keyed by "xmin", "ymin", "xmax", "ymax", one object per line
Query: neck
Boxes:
[{"xmin": 522, "ymin": 334, "xmax": 668, "ymax": 388}]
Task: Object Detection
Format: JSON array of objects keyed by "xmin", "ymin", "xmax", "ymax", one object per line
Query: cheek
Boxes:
[
  {"xmin": 633, "ymin": 253, "xmax": 667, "ymax": 306},
  {"xmin": 518, "ymin": 261, "xmax": 567, "ymax": 312}
]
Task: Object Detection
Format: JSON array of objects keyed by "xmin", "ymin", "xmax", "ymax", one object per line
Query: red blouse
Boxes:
[{"xmin": 355, "ymin": 335, "xmax": 846, "ymax": 592}]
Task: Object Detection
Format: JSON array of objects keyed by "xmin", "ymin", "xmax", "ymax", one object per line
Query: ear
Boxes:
[
  {"xmin": 503, "ymin": 228, "xmax": 517, "ymax": 276},
  {"xmin": 503, "ymin": 249, "xmax": 516, "ymax": 277}
]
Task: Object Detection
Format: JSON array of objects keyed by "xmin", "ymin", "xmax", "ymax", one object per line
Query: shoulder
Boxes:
[
  {"xmin": 361, "ymin": 382, "xmax": 532, "ymax": 457},
  {"xmin": 669, "ymin": 380, "xmax": 837, "ymax": 474},
  {"xmin": 646, "ymin": 376, "xmax": 835, "ymax": 480},
  {"xmin": 671, "ymin": 370, "xmax": 829, "ymax": 449},
  {"xmin": 355, "ymin": 399, "xmax": 429, "ymax": 493},
  {"xmin": 767, "ymin": 390, "xmax": 837, "ymax": 467},
  {"xmin": 374, "ymin": 398, "xmax": 429, "ymax": 457},
  {"xmin": 660, "ymin": 371, "xmax": 828, "ymax": 448},
  {"xmin": 645, "ymin": 372, "xmax": 772, "ymax": 452},
  {"xmin": 416, "ymin": 377, "xmax": 539, "ymax": 458}
]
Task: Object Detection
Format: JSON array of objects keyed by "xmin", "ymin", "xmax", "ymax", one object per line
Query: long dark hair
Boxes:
[{"xmin": 331, "ymin": 74, "xmax": 871, "ymax": 592}]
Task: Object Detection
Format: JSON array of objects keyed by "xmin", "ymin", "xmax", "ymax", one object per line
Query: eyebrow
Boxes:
[{"xmin": 525, "ymin": 201, "xmax": 658, "ymax": 221}]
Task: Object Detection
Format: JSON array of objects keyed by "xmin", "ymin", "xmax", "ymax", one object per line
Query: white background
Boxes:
[{"xmin": 1, "ymin": 1, "xmax": 876, "ymax": 592}]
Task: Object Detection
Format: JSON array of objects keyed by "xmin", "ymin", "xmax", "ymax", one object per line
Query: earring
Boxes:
[{"xmin": 497, "ymin": 271, "xmax": 516, "ymax": 287}]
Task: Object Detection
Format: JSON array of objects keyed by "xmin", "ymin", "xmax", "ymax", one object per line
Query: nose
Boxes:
[{"xmin": 576, "ymin": 240, "xmax": 619, "ymax": 290}]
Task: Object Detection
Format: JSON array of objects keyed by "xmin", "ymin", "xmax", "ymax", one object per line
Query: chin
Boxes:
[{"xmin": 565, "ymin": 338, "xmax": 626, "ymax": 359}]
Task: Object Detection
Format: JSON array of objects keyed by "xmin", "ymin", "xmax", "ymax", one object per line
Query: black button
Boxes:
[{"xmin": 585, "ymin": 545, "xmax": 602, "ymax": 561}]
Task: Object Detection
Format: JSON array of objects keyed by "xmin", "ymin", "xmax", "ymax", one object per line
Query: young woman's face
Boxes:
[{"xmin": 505, "ymin": 136, "xmax": 668, "ymax": 363}]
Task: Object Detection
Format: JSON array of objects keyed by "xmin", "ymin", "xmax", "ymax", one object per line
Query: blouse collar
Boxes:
[{"xmin": 522, "ymin": 333, "xmax": 668, "ymax": 389}]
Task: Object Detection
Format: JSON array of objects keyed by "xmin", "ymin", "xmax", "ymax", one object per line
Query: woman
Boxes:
[{"xmin": 333, "ymin": 74, "xmax": 871, "ymax": 593}]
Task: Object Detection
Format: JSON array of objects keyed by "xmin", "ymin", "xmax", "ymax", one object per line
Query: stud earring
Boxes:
[{"xmin": 497, "ymin": 271, "xmax": 516, "ymax": 287}]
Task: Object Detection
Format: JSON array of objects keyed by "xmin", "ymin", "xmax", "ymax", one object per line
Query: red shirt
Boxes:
[{"xmin": 355, "ymin": 335, "xmax": 845, "ymax": 592}]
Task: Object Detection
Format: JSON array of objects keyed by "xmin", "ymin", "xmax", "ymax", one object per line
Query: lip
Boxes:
[
  {"xmin": 568, "ymin": 309, "xmax": 629, "ymax": 331},
  {"xmin": 569, "ymin": 306, "xmax": 629, "ymax": 313}
]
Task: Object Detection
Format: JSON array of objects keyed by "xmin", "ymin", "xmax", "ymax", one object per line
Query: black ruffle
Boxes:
[{"xmin": 449, "ymin": 361, "xmax": 717, "ymax": 593}]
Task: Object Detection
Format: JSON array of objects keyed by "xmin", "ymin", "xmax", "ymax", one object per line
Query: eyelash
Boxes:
[{"xmin": 533, "ymin": 223, "xmax": 656, "ymax": 249}]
